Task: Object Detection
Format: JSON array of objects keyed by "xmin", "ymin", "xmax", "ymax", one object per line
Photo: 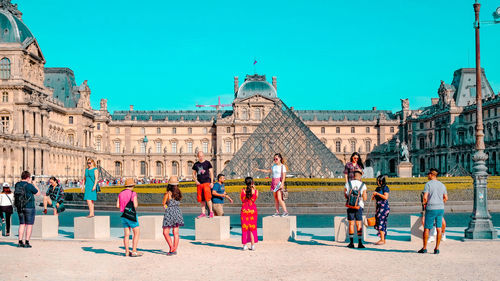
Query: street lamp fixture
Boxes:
[{"xmin": 464, "ymin": 1, "xmax": 498, "ymax": 240}]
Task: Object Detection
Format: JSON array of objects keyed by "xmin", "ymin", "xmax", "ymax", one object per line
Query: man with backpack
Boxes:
[
  {"xmin": 14, "ymin": 171, "xmax": 40, "ymax": 248},
  {"xmin": 344, "ymin": 170, "xmax": 367, "ymax": 248}
]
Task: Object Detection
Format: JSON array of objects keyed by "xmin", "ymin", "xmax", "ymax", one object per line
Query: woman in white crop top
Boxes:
[
  {"xmin": 0, "ymin": 183, "xmax": 14, "ymax": 236},
  {"xmin": 256, "ymin": 153, "xmax": 289, "ymax": 217}
]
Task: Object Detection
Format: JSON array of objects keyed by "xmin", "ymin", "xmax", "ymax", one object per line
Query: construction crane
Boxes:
[{"xmin": 195, "ymin": 96, "xmax": 232, "ymax": 111}]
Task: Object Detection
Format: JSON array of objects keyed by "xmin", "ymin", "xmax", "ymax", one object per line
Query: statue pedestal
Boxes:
[{"xmin": 398, "ymin": 162, "xmax": 413, "ymax": 178}]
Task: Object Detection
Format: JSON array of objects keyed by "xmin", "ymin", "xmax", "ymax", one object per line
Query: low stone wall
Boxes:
[{"xmin": 65, "ymin": 188, "xmax": 500, "ymax": 206}]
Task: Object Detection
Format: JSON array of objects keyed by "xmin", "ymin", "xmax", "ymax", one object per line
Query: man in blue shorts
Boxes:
[{"xmin": 418, "ymin": 168, "xmax": 448, "ymax": 254}]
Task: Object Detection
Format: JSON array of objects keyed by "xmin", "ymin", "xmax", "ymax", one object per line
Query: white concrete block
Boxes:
[
  {"xmin": 410, "ymin": 215, "xmax": 424, "ymax": 242},
  {"xmin": 74, "ymin": 216, "xmax": 110, "ymax": 239},
  {"xmin": 195, "ymin": 216, "xmax": 230, "ymax": 241},
  {"xmin": 263, "ymin": 216, "xmax": 297, "ymax": 241},
  {"xmin": 138, "ymin": 215, "xmax": 164, "ymax": 240},
  {"xmin": 32, "ymin": 215, "xmax": 59, "ymax": 238},
  {"xmin": 334, "ymin": 216, "xmax": 366, "ymax": 243}
]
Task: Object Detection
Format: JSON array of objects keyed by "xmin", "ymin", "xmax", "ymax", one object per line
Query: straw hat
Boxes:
[
  {"xmin": 124, "ymin": 178, "xmax": 135, "ymax": 187},
  {"xmin": 168, "ymin": 176, "xmax": 179, "ymax": 185}
]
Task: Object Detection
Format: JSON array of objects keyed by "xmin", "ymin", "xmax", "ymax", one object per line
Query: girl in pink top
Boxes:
[
  {"xmin": 240, "ymin": 177, "xmax": 259, "ymax": 251},
  {"xmin": 116, "ymin": 178, "xmax": 142, "ymax": 257}
]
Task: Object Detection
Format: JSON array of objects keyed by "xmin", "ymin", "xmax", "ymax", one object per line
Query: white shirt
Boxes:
[
  {"xmin": 271, "ymin": 164, "xmax": 287, "ymax": 179},
  {"xmin": 344, "ymin": 180, "xmax": 367, "ymax": 208},
  {"xmin": 0, "ymin": 193, "xmax": 14, "ymax": 207}
]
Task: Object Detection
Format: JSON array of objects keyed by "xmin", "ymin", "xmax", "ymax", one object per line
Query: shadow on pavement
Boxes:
[
  {"xmin": 190, "ymin": 241, "xmax": 242, "ymax": 250},
  {"xmin": 0, "ymin": 241, "xmax": 19, "ymax": 247},
  {"xmin": 329, "ymin": 244, "xmax": 416, "ymax": 253},
  {"xmin": 81, "ymin": 246, "xmax": 124, "ymax": 256}
]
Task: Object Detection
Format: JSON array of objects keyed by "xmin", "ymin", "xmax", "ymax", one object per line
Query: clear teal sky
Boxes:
[{"xmin": 18, "ymin": 0, "xmax": 500, "ymax": 112}]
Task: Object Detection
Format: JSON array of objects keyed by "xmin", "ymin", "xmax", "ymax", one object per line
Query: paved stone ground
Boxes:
[{"xmin": 1, "ymin": 226, "xmax": 499, "ymax": 281}]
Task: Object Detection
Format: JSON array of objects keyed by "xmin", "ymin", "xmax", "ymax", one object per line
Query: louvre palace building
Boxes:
[{"xmin": 0, "ymin": 1, "xmax": 499, "ymax": 183}]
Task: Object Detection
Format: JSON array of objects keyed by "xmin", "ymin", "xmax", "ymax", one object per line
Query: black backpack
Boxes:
[
  {"xmin": 346, "ymin": 181, "xmax": 365, "ymax": 210},
  {"xmin": 14, "ymin": 182, "xmax": 30, "ymax": 212}
]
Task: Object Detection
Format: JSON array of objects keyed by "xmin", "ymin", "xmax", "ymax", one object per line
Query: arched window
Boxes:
[
  {"xmin": 2, "ymin": 92, "xmax": 8, "ymax": 102},
  {"xmin": 321, "ymin": 127, "xmax": 325, "ymax": 134},
  {"xmin": 172, "ymin": 161, "xmax": 178, "ymax": 175},
  {"xmin": 365, "ymin": 140, "xmax": 371, "ymax": 152},
  {"xmin": 0, "ymin": 58, "xmax": 10, "ymax": 79},
  {"xmin": 156, "ymin": 161, "xmax": 163, "ymax": 176},
  {"xmin": 96, "ymin": 137, "xmax": 101, "ymax": 151},
  {"xmin": 114, "ymin": 161, "xmax": 122, "ymax": 177},
  {"xmin": 335, "ymin": 141, "xmax": 341, "ymax": 152},
  {"xmin": 350, "ymin": 141, "xmax": 356, "ymax": 152},
  {"xmin": 255, "ymin": 108, "xmax": 261, "ymax": 120},
  {"xmin": 187, "ymin": 141, "xmax": 193, "ymax": 153},
  {"xmin": 187, "ymin": 161, "xmax": 193, "ymax": 175},
  {"xmin": 0, "ymin": 114, "xmax": 10, "ymax": 133}
]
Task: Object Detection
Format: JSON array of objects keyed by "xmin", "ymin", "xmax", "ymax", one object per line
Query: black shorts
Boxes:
[
  {"xmin": 18, "ymin": 208, "xmax": 36, "ymax": 225},
  {"xmin": 347, "ymin": 208, "xmax": 363, "ymax": 221}
]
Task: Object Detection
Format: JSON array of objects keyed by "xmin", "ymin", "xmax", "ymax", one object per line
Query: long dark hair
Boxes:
[
  {"xmin": 244, "ymin": 177, "xmax": 253, "ymax": 200},
  {"xmin": 167, "ymin": 184, "xmax": 182, "ymax": 201},
  {"xmin": 49, "ymin": 176, "xmax": 59, "ymax": 186},
  {"xmin": 350, "ymin": 152, "xmax": 364, "ymax": 169},
  {"xmin": 376, "ymin": 175, "xmax": 387, "ymax": 187}
]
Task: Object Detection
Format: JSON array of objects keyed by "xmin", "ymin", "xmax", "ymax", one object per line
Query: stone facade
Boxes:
[{"xmin": 0, "ymin": 2, "xmax": 498, "ymax": 183}]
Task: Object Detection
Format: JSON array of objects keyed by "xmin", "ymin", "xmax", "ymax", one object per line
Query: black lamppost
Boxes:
[
  {"xmin": 24, "ymin": 130, "xmax": 30, "ymax": 171},
  {"xmin": 143, "ymin": 135, "xmax": 148, "ymax": 179},
  {"xmin": 464, "ymin": 1, "xmax": 499, "ymax": 240}
]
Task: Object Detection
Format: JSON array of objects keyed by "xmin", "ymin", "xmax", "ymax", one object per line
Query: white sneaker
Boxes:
[
  {"xmin": 250, "ymin": 245, "xmax": 256, "ymax": 251},
  {"xmin": 441, "ymin": 233, "xmax": 446, "ymax": 242},
  {"xmin": 272, "ymin": 212, "xmax": 280, "ymax": 217},
  {"xmin": 243, "ymin": 244, "xmax": 248, "ymax": 251}
]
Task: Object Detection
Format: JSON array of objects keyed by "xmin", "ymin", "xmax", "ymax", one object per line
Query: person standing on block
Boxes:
[
  {"xmin": 344, "ymin": 170, "xmax": 367, "ymax": 249},
  {"xmin": 43, "ymin": 177, "xmax": 65, "ymax": 216},
  {"xmin": 162, "ymin": 176, "xmax": 184, "ymax": 256},
  {"xmin": 372, "ymin": 175, "xmax": 390, "ymax": 245},
  {"xmin": 418, "ymin": 168, "xmax": 448, "ymax": 255},
  {"xmin": 0, "ymin": 183, "xmax": 14, "ymax": 236},
  {"xmin": 344, "ymin": 152, "xmax": 364, "ymax": 183},
  {"xmin": 14, "ymin": 171, "xmax": 40, "ymax": 248},
  {"xmin": 241, "ymin": 177, "xmax": 258, "ymax": 251},
  {"xmin": 192, "ymin": 151, "xmax": 214, "ymax": 218},
  {"xmin": 117, "ymin": 178, "xmax": 142, "ymax": 257},
  {"xmin": 82, "ymin": 158, "xmax": 99, "ymax": 218},
  {"xmin": 212, "ymin": 174, "xmax": 233, "ymax": 216},
  {"xmin": 256, "ymin": 153, "xmax": 289, "ymax": 217}
]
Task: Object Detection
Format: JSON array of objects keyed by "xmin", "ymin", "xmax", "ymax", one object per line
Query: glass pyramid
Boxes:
[{"xmin": 222, "ymin": 100, "xmax": 345, "ymax": 179}]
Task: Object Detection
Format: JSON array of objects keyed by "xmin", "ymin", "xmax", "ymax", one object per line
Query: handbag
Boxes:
[
  {"xmin": 121, "ymin": 190, "xmax": 137, "ymax": 222},
  {"xmin": 363, "ymin": 197, "xmax": 376, "ymax": 227},
  {"xmin": 280, "ymin": 165, "xmax": 289, "ymax": 201}
]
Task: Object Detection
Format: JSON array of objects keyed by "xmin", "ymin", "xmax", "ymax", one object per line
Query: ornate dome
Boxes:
[
  {"xmin": 236, "ymin": 74, "xmax": 277, "ymax": 99},
  {"xmin": 0, "ymin": 1, "xmax": 34, "ymax": 45}
]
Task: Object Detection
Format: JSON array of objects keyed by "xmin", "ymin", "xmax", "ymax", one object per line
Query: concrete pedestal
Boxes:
[
  {"xmin": 410, "ymin": 215, "xmax": 424, "ymax": 242},
  {"xmin": 138, "ymin": 216, "xmax": 164, "ymax": 240},
  {"xmin": 334, "ymin": 216, "xmax": 366, "ymax": 242},
  {"xmin": 32, "ymin": 215, "xmax": 59, "ymax": 238},
  {"xmin": 74, "ymin": 216, "xmax": 110, "ymax": 239},
  {"xmin": 195, "ymin": 216, "xmax": 230, "ymax": 241},
  {"xmin": 398, "ymin": 162, "xmax": 413, "ymax": 178},
  {"xmin": 263, "ymin": 216, "xmax": 297, "ymax": 241}
]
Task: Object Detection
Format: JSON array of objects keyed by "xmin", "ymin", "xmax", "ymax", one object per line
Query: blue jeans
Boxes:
[{"xmin": 424, "ymin": 209, "xmax": 444, "ymax": 229}]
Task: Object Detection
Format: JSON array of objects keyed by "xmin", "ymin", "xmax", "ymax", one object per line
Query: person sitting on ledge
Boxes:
[
  {"xmin": 43, "ymin": 177, "xmax": 65, "ymax": 215},
  {"xmin": 212, "ymin": 174, "xmax": 233, "ymax": 216}
]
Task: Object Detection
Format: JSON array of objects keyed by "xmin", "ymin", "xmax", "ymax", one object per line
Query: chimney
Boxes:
[
  {"xmin": 431, "ymin": 98, "xmax": 439, "ymax": 105},
  {"xmin": 372, "ymin": 107, "xmax": 377, "ymax": 111},
  {"xmin": 129, "ymin": 105, "xmax": 134, "ymax": 111},
  {"xmin": 272, "ymin": 76, "xmax": 277, "ymax": 89},
  {"xmin": 234, "ymin": 76, "xmax": 239, "ymax": 93}
]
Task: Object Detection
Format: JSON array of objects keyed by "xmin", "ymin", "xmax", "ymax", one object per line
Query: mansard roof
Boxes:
[
  {"xmin": 295, "ymin": 110, "xmax": 396, "ymax": 121},
  {"xmin": 451, "ymin": 68, "xmax": 495, "ymax": 107},
  {"xmin": 44, "ymin": 67, "xmax": 81, "ymax": 108},
  {"xmin": 111, "ymin": 110, "xmax": 233, "ymax": 122}
]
